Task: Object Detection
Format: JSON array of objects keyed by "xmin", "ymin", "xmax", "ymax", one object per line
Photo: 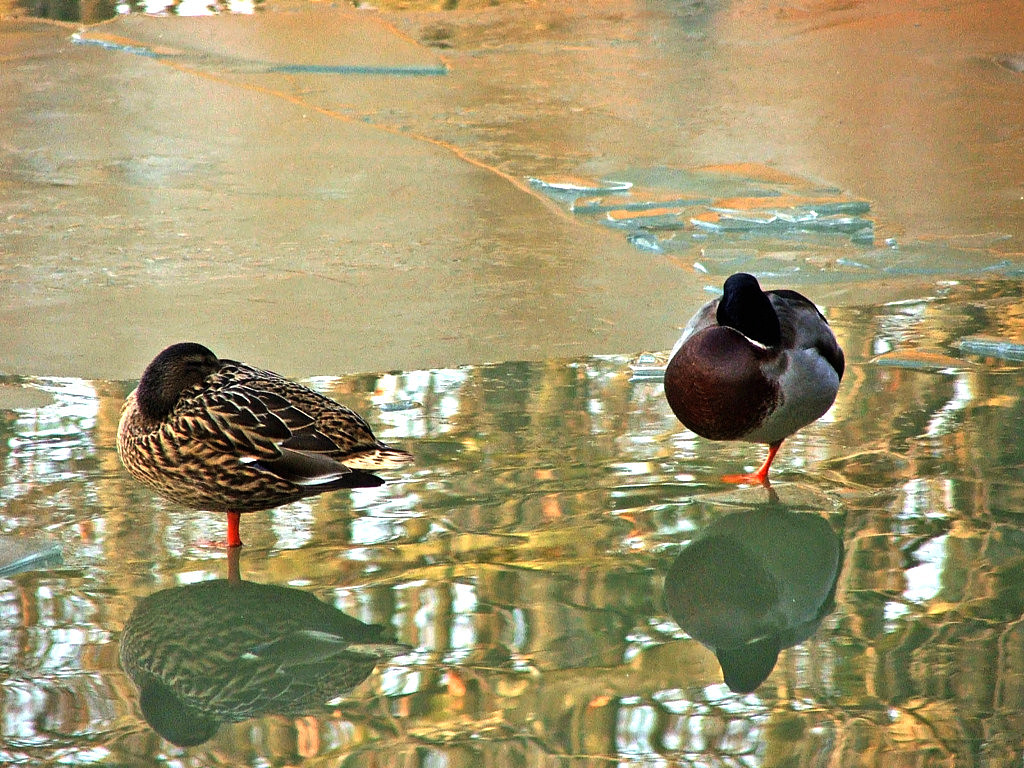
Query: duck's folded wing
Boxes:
[
  {"xmin": 245, "ymin": 448, "xmax": 362, "ymax": 486},
  {"xmin": 179, "ymin": 385, "xmax": 369, "ymax": 487},
  {"xmin": 770, "ymin": 290, "xmax": 845, "ymax": 380},
  {"xmin": 203, "ymin": 385, "xmax": 333, "ymax": 447}
]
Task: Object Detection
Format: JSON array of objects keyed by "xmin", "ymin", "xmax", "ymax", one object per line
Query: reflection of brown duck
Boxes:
[
  {"xmin": 665, "ymin": 273, "xmax": 844, "ymax": 485},
  {"xmin": 119, "ymin": 578, "xmax": 409, "ymax": 747},
  {"xmin": 117, "ymin": 342, "xmax": 413, "ymax": 547},
  {"xmin": 664, "ymin": 506, "xmax": 843, "ymax": 693}
]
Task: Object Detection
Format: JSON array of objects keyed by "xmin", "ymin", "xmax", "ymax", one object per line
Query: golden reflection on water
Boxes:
[{"xmin": 3, "ymin": 278, "xmax": 1024, "ymax": 765}]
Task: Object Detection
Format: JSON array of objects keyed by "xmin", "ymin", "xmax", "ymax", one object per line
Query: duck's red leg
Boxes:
[
  {"xmin": 226, "ymin": 511, "xmax": 244, "ymax": 548},
  {"xmin": 722, "ymin": 441, "xmax": 782, "ymax": 487}
]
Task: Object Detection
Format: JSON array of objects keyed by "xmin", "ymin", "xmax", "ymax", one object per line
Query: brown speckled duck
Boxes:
[
  {"xmin": 664, "ymin": 273, "xmax": 844, "ymax": 485},
  {"xmin": 117, "ymin": 342, "xmax": 413, "ymax": 547}
]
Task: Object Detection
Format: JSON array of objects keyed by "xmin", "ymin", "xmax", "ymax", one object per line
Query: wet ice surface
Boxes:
[
  {"xmin": 532, "ymin": 165, "xmax": 874, "ymax": 247},
  {"xmin": 73, "ymin": 11, "xmax": 450, "ymax": 75},
  {"xmin": 0, "ymin": 536, "xmax": 62, "ymax": 577},
  {"xmin": 531, "ymin": 165, "xmax": 1024, "ymax": 286},
  {"xmin": 4, "ymin": 0, "xmax": 1024, "ymax": 378},
  {"xmin": 4, "ymin": 277, "xmax": 1024, "ymax": 765},
  {"xmin": 4, "ymin": 0, "xmax": 1024, "ymax": 764}
]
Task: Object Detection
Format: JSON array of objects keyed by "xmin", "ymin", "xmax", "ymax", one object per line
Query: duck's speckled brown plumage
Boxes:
[{"xmin": 117, "ymin": 343, "xmax": 413, "ymax": 519}]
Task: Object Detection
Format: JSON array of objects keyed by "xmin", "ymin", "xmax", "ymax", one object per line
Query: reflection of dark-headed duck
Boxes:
[
  {"xmin": 117, "ymin": 343, "xmax": 413, "ymax": 547},
  {"xmin": 119, "ymin": 579, "xmax": 409, "ymax": 747},
  {"xmin": 665, "ymin": 273, "xmax": 844, "ymax": 485},
  {"xmin": 663, "ymin": 506, "xmax": 843, "ymax": 693}
]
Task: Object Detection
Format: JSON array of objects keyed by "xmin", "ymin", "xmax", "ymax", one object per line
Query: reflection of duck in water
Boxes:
[
  {"xmin": 664, "ymin": 505, "xmax": 843, "ymax": 693},
  {"xmin": 119, "ymin": 578, "xmax": 409, "ymax": 747},
  {"xmin": 664, "ymin": 273, "xmax": 844, "ymax": 485},
  {"xmin": 117, "ymin": 342, "xmax": 413, "ymax": 547}
]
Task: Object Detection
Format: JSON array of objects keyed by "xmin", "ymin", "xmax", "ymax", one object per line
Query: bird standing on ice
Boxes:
[
  {"xmin": 664, "ymin": 273, "xmax": 844, "ymax": 485},
  {"xmin": 118, "ymin": 342, "xmax": 412, "ymax": 547}
]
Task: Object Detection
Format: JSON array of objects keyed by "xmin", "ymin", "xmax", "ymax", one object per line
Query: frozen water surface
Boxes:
[{"xmin": 3, "ymin": 0, "xmax": 1024, "ymax": 764}]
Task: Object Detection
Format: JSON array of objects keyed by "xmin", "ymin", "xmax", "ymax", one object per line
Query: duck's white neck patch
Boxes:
[{"xmin": 741, "ymin": 334, "xmax": 771, "ymax": 351}]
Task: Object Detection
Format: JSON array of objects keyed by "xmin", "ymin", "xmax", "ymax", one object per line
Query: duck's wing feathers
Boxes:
[
  {"xmin": 196, "ymin": 362, "xmax": 412, "ymax": 472},
  {"xmin": 173, "ymin": 384, "xmax": 356, "ymax": 487},
  {"xmin": 768, "ymin": 289, "xmax": 827, "ymax": 324},
  {"xmin": 246, "ymin": 629, "xmax": 410, "ymax": 670},
  {"xmin": 165, "ymin": 370, "xmax": 379, "ymax": 488},
  {"xmin": 215, "ymin": 363, "xmax": 382, "ymax": 451},
  {"xmin": 768, "ymin": 290, "xmax": 845, "ymax": 380},
  {"xmin": 223, "ymin": 364, "xmax": 413, "ymax": 469}
]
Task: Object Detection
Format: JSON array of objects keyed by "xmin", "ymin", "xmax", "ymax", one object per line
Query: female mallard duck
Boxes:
[
  {"xmin": 117, "ymin": 342, "xmax": 413, "ymax": 547},
  {"xmin": 664, "ymin": 273, "xmax": 844, "ymax": 485}
]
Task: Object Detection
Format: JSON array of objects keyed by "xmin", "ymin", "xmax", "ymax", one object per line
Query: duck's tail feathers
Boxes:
[{"xmin": 342, "ymin": 446, "xmax": 413, "ymax": 471}]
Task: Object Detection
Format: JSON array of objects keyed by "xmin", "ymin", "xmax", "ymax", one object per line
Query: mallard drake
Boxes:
[
  {"xmin": 117, "ymin": 342, "xmax": 413, "ymax": 547},
  {"xmin": 664, "ymin": 273, "xmax": 844, "ymax": 485},
  {"xmin": 120, "ymin": 578, "xmax": 409, "ymax": 746}
]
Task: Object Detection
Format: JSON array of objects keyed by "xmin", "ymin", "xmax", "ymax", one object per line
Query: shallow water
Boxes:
[{"xmin": 3, "ymin": 277, "xmax": 1024, "ymax": 765}]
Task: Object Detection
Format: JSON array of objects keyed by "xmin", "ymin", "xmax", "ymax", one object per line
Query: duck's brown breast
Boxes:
[{"xmin": 664, "ymin": 326, "xmax": 779, "ymax": 441}]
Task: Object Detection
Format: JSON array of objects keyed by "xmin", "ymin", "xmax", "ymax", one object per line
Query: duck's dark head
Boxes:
[
  {"xmin": 135, "ymin": 342, "xmax": 220, "ymax": 422},
  {"xmin": 716, "ymin": 273, "xmax": 781, "ymax": 348}
]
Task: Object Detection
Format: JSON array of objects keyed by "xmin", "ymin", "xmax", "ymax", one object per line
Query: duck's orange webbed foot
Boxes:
[{"xmin": 720, "ymin": 441, "xmax": 782, "ymax": 487}]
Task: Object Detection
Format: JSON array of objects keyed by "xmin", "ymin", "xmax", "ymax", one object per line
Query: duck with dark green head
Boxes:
[
  {"xmin": 664, "ymin": 273, "xmax": 844, "ymax": 485},
  {"xmin": 117, "ymin": 342, "xmax": 413, "ymax": 547}
]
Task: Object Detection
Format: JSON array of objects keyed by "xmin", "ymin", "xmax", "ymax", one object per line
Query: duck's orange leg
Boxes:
[
  {"xmin": 721, "ymin": 441, "xmax": 782, "ymax": 487},
  {"xmin": 226, "ymin": 511, "xmax": 244, "ymax": 548}
]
